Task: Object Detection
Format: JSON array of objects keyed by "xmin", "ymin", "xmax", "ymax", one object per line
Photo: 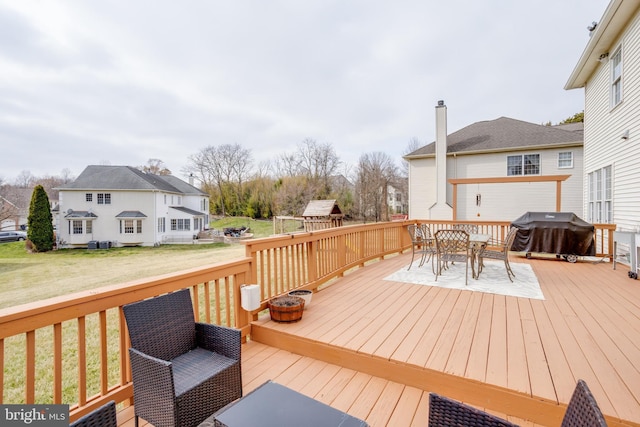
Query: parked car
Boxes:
[{"xmin": 0, "ymin": 231, "xmax": 27, "ymax": 242}]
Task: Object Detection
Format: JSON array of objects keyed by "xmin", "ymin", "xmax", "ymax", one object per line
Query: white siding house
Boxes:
[
  {"xmin": 405, "ymin": 103, "xmax": 584, "ymax": 222},
  {"xmin": 56, "ymin": 165, "xmax": 209, "ymax": 247},
  {"xmin": 565, "ymin": 0, "xmax": 640, "ymax": 233}
]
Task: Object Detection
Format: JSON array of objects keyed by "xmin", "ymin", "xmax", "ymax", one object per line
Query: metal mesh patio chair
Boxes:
[
  {"xmin": 435, "ymin": 229, "xmax": 470, "ymax": 286},
  {"xmin": 561, "ymin": 379, "xmax": 608, "ymax": 426},
  {"xmin": 428, "ymin": 393, "xmax": 519, "ymax": 427},
  {"xmin": 123, "ymin": 289, "xmax": 242, "ymax": 427},
  {"xmin": 453, "ymin": 223, "xmax": 479, "ymax": 234},
  {"xmin": 477, "ymin": 226, "xmax": 519, "ymax": 282},
  {"xmin": 70, "ymin": 400, "xmax": 117, "ymax": 427},
  {"xmin": 407, "ymin": 224, "xmax": 436, "ymax": 271}
]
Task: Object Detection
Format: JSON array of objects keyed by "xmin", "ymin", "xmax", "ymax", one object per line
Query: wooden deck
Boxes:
[{"xmin": 118, "ymin": 253, "xmax": 640, "ymax": 427}]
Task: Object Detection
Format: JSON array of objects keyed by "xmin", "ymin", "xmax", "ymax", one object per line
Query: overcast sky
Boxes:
[{"xmin": 0, "ymin": 1, "xmax": 607, "ymax": 182}]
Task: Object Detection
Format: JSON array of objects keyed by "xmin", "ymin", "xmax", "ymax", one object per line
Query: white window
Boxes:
[
  {"xmin": 611, "ymin": 47, "xmax": 622, "ymax": 107},
  {"xmin": 72, "ymin": 220, "xmax": 83, "ymax": 234},
  {"xmin": 588, "ymin": 166, "xmax": 612, "ymax": 223},
  {"xmin": 120, "ymin": 219, "xmax": 142, "ymax": 234},
  {"xmin": 85, "ymin": 193, "xmax": 93, "ymax": 202},
  {"xmin": 507, "ymin": 154, "xmax": 540, "ymax": 176},
  {"xmin": 97, "ymin": 193, "xmax": 111, "ymax": 205},
  {"xmin": 158, "ymin": 217, "xmax": 166, "ymax": 232},
  {"xmin": 558, "ymin": 152, "xmax": 573, "ymax": 169},
  {"xmin": 170, "ymin": 219, "xmax": 191, "ymax": 231},
  {"xmin": 123, "ymin": 220, "xmax": 134, "ymax": 234}
]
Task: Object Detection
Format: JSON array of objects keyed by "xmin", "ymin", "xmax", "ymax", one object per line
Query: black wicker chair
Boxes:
[
  {"xmin": 123, "ymin": 289, "xmax": 242, "ymax": 427},
  {"xmin": 407, "ymin": 224, "xmax": 436, "ymax": 271},
  {"xmin": 428, "ymin": 379, "xmax": 607, "ymax": 427},
  {"xmin": 428, "ymin": 393, "xmax": 519, "ymax": 427},
  {"xmin": 70, "ymin": 400, "xmax": 117, "ymax": 427},
  {"xmin": 561, "ymin": 379, "xmax": 608, "ymax": 426}
]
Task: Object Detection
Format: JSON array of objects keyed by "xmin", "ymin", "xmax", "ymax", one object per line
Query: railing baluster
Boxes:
[
  {"xmin": 215, "ymin": 279, "xmax": 222, "ymax": 325},
  {"xmin": 192, "ymin": 287, "xmax": 201, "ymax": 322},
  {"xmin": 53, "ymin": 323, "xmax": 62, "ymax": 403},
  {"xmin": 204, "ymin": 281, "xmax": 211, "ymax": 324},
  {"xmin": 99, "ymin": 310, "xmax": 108, "ymax": 396},
  {"xmin": 0, "ymin": 337, "xmax": 4, "ymax": 403},
  {"xmin": 225, "ymin": 279, "xmax": 231, "ymax": 327},
  {"xmin": 77, "ymin": 316, "xmax": 86, "ymax": 406},
  {"xmin": 26, "ymin": 330, "xmax": 35, "ymax": 403}
]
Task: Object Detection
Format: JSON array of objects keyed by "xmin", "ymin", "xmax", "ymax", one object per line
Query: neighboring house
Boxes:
[
  {"xmin": 0, "ymin": 187, "xmax": 35, "ymax": 231},
  {"xmin": 404, "ymin": 102, "xmax": 584, "ymax": 221},
  {"xmin": 0, "ymin": 194, "xmax": 22, "ymax": 231},
  {"xmin": 565, "ymin": 0, "xmax": 640, "ymax": 233},
  {"xmin": 56, "ymin": 165, "xmax": 209, "ymax": 248},
  {"xmin": 387, "ymin": 181, "xmax": 407, "ymax": 215}
]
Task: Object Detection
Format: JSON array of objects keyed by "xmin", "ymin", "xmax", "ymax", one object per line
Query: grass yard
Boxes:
[
  {"xmin": 1, "ymin": 217, "xmax": 279, "ymax": 405},
  {"xmin": 0, "ymin": 217, "xmax": 276, "ymax": 309}
]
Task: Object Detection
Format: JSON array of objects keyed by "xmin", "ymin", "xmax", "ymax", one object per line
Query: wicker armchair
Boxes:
[
  {"xmin": 428, "ymin": 380, "xmax": 607, "ymax": 427},
  {"xmin": 561, "ymin": 379, "xmax": 608, "ymax": 426},
  {"xmin": 123, "ymin": 289, "xmax": 242, "ymax": 427},
  {"xmin": 428, "ymin": 393, "xmax": 519, "ymax": 427},
  {"xmin": 435, "ymin": 229, "xmax": 470, "ymax": 286},
  {"xmin": 407, "ymin": 224, "xmax": 436, "ymax": 271},
  {"xmin": 70, "ymin": 400, "xmax": 117, "ymax": 427},
  {"xmin": 478, "ymin": 226, "xmax": 519, "ymax": 282}
]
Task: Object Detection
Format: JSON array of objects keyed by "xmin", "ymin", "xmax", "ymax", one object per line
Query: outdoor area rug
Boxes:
[{"xmin": 384, "ymin": 260, "xmax": 544, "ymax": 300}]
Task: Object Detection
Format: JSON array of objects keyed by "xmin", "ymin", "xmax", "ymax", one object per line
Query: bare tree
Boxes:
[
  {"xmin": 297, "ymin": 138, "xmax": 340, "ymax": 197},
  {"xmin": 185, "ymin": 144, "xmax": 253, "ymax": 216},
  {"xmin": 14, "ymin": 170, "xmax": 34, "ymax": 188},
  {"xmin": 273, "ymin": 175, "xmax": 316, "ymax": 216},
  {"xmin": 60, "ymin": 168, "xmax": 74, "ymax": 184},
  {"xmin": 355, "ymin": 152, "xmax": 398, "ymax": 222},
  {"xmin": 274, "ymin": 153, "xmax": 301, "ymax": 177},
  {"xmin": 401, "ymin": 137, "xmax": 422, "ymax": 178},
  {"xmin": 140, "ymin": 159, "xmax": 172, "ymax": 175}
]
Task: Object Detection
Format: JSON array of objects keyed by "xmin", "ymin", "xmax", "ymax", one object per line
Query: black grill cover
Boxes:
[{"xmin": 510, "ymin": 212, "xmax": 595, "ymax": 256}]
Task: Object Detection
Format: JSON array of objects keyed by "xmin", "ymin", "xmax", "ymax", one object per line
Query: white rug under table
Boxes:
[{"xmin": 384, "ymin": 259, "xmax": 544, "ymax": 300}]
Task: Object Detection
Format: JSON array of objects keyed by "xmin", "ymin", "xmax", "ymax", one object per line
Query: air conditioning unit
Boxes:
[{"xmin": 99, "ymin": 241, "xmax": 111, "ymax": 249}]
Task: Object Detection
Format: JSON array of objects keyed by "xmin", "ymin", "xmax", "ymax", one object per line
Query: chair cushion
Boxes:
[{"xmin": 172, "ymin": 347, "xmax": 239, "ymax": 397}]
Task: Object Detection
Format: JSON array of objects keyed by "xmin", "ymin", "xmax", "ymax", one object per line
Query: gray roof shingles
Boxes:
[
  {"xmin": 59, "ymin": 165, "xmax": 206, "ymax": 196},
  {"xmin": 406, "ymin": 117, "xmax": 583, "ymax": 157}
]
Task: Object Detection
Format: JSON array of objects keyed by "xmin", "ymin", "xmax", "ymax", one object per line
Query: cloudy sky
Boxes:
[{"xmin": 0, "ymin": 1, "xmax": 607, "ymax": 182}]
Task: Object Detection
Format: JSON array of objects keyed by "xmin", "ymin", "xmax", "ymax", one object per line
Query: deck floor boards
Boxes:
[
  {"xmin": 117, "ymin": 253, "xmax": 640, "ymax": 427},
  {"xmin": 250, "ymin": 253, "xmax": 640, "ymax": 426}
]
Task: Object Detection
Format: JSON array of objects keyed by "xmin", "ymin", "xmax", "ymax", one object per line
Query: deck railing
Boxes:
[{"xmin": 0, "ymin": 220, "xmax": 614, "ymax": 421}]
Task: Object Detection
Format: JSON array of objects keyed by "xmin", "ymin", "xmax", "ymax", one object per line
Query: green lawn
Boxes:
[{"xmin": 0, "ymin": 217, "xmax": 278, "ymax": 309}]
